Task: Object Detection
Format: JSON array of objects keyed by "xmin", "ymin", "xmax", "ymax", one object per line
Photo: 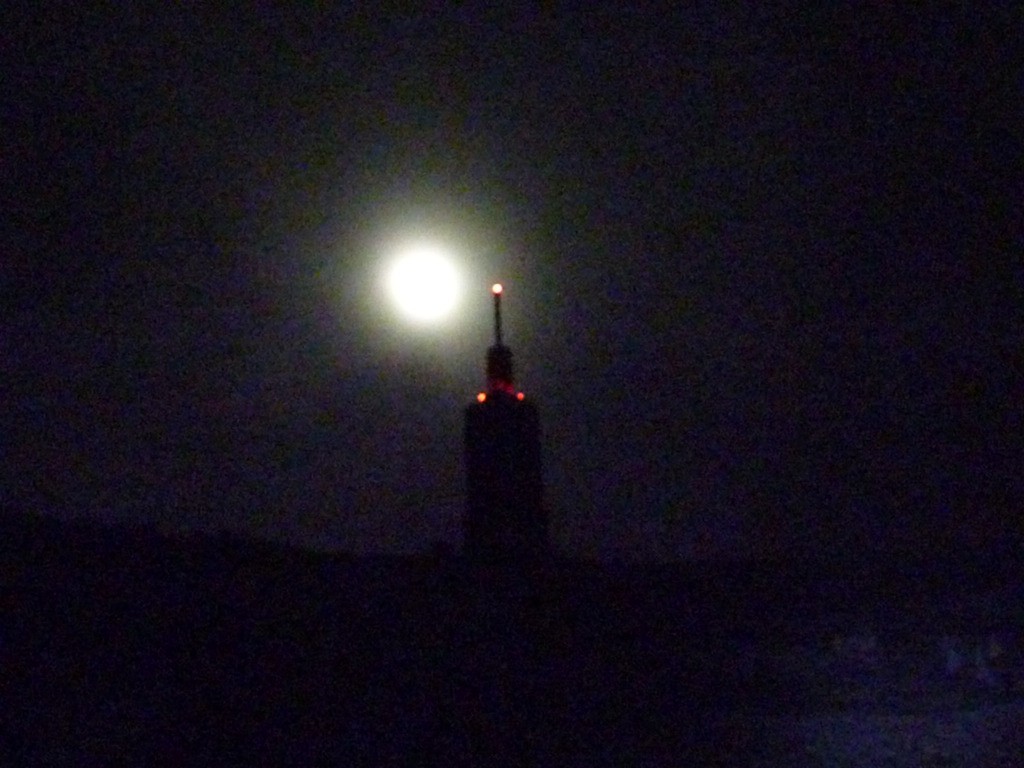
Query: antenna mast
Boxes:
[
  {"xmin": 492, "ymin": 283, "xmax": 503, "ymax": 346},
  {"xmin": 485, "ymin": 283, "xmax": 514, "ymax": 395}
]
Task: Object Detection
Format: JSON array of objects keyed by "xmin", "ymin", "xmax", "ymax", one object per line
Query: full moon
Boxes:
[{"xmin": 386, "ymin": 244, "xmax": 461, "ymax": 323}]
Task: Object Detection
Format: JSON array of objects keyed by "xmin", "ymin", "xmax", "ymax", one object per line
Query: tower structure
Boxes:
[{"xmin": 463, "ymin": 284, "xmax": 546, "ymax": 559}]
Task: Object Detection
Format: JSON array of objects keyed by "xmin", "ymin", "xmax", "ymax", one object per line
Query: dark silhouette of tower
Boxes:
[{"xmin": 463, "ymin": 284, "xmax": 546, "ymax": 559}]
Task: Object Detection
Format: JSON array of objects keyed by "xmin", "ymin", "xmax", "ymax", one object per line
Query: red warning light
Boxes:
[
  {"xmin": 491, "ymin": 283, "xmax": 503, "ymax": 295},
  {"xmin": 516, "ymin": 392, "xmax": 525, "ymax": 401},
  {"xmin": 476, "ymin": 392, "xmax": 487, "ymax": 403}
]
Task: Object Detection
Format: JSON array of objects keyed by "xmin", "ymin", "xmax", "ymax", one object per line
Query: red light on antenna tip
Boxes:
[
  {"xmin": 516, "ymin": 392, "xmax": 525, "ymax": 401},
  {"xmin": 476, "ymin": 392, "xmax": 486, "ymax": 402},
  {"xmin": 491, "ymin": 283, "xmax": 503, "ymax": 295}
]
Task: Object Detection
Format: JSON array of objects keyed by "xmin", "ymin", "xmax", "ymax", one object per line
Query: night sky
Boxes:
[{"xmin": 7, "ymin": 6, "xmax": 1020, "ymax": 559}]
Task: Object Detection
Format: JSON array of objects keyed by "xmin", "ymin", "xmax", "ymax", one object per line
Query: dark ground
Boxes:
[{"xmin": 3, "ymin": 513, "xmax": 1023, "ymax": 765}]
